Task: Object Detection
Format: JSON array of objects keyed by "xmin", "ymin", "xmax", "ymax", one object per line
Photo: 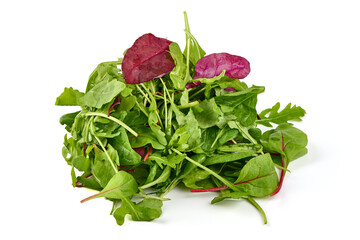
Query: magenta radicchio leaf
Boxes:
[
  {"xmin": 121, "ymin": 33, "xmax": 175, "ymax": 84},
  {"xmin": 194, "ymin": 53, "xmax": 251, "ymax": 80}
]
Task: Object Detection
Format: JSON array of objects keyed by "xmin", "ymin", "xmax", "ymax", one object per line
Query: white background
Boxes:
[{"xmin": 1, "ymin": 0, "xmax": 359, "ymax": 239}]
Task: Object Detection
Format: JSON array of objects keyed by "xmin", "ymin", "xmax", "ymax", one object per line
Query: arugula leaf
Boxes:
[
  {"xmin": 55, "ymin": 87, "xmax": 84, "ymax": 106},
  {"xmin": 113, "ymin": 198, "xmax": 163, "ymax": 226},
  {"xmin": 85, "ymin": 61, "xmax": 122, "ymax": 93},
  {"xmin": 82, "ymin": 79, "xmax": 126, "ymax": 108},
  {"xmin": 257, "ymin": 102, "xmax": 306, "ymax": 127},
  {"xmin": 169, "ymin": 42, "xmax": 188, "ymax": 90}
]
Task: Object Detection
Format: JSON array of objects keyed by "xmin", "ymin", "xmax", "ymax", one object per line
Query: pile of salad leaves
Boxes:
[{"xmin": 55, "ymin": 12, "xmax": 308, "ymax": 225}]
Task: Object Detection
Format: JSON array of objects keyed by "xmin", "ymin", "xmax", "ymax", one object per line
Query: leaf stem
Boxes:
[
  {"xmin": 172, "ymin": 148, "xmax": 239, "ymax": 192},
  {"xmin": 245, "ymin": 196, "xmax": 267, "ymax": 224},
  {"xmin": 178, "ymin": 101, "xmax": 199, "ymax": 109},
  {"xmin": 85, "ymin": 112, "xmax": 138, "ymax": 137},
  {"xmin": 140, "ymin": 166, "xmax": 172, "ymax": 189},
  {"xmin": 94, "ymin": 135, "xmax": 118, "ymax": 174}
]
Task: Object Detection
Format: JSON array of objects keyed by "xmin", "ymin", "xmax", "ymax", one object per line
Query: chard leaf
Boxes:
[
  {"xmin": 235, "ymin": 154, "xmax": 278, "ymax": 197},
  {"xmin": 82, "ymin": 79, "xmax": 125, "ymax": 108},
  {"xmin": 260, "ymin": 123, "xmax": 308, "ymax": 163},
  {"xmin": 113, "ymin": 198, "xmax": 163, "ymax": 226},
  {"xmin": 194, "ymin": 53, "xmax": 250, "ymax": 80},
  {"xmin": 121, "ymin": 33, "xmax": 175, "ymax": 84},
  {"xmin": 257, "ymin": 102, "xmax": 306, "ymax": 127},
  {"xmin": 81, "ymin": 171, "xmax": 138, "ymax": 203},
  {"xmin": 55, "ymin": 87, "xmax": 84, "ymax": 106}
]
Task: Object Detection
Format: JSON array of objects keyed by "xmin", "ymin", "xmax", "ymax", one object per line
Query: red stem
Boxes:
[
  {"xmin": 143, "ymin": 145, "xmax": 153, "ymax": 162},
  {"xmin": 107, "ymin": 96, "xmax": 121, "ymax": 117},
  {"xmin": 190, "ymin": 172, "xmax": 275, "ymax": 193},
  {"xmin": 270, "ymin": 131, "xmax": 286, "ymax": 196}
]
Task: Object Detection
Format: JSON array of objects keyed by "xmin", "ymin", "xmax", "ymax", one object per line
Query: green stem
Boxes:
[
  {"xmin": 140, "ymin": 83, "xmax": 164, "ymax": 129},
  {"xmin": 160, "ymin": 78, "xmax": 168, "ymax": 130},
  {"xmin": 136, "ymin": 84, "xmax": 151, "ymax": 103},
  {"xmin": 172, "ymin": 148, "xmax": 239, "ymax": 192},
  {"xmin": 159, "ymin": 178, "xmax": 180, "ymax": 198},
  {"xmin": 245, "ymin": 196, "xmax": 267, "ymax": 224},
  {"xmin": 85, "ymin": 112, "xmax": 138, "ymax": 137},
  {"xmin": 178, "ymin": 101, "xmax": 199, "ymax": 109},
  {"xmin": 210, "ymin": 128, "xmax": 225, "ymax": 149},
  {"xmin": 93, "ymin": 135, "xmax": 118, "ymax": 174},
  {"xmin": 189, "ymin": 87, "xmax": 206, "ymax": 99},
  {"xmin": 184, "ymin": 11, "xmax": 192, "ymax": 83},
  {"xmin": 235, "ymin": 122, "xmax": 258, "ymax": 145},
  {"xmin": 134, "ymin": 193, "xmax": 170, "ymax": 201}
]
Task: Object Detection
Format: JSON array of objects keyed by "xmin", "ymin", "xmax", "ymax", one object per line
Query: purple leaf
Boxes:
[
  {"xmin": 193, "ymin": 53, "xmax": 250, "ymax": 80},
  {"xmin": 121, "ymin": 33, "xmax": 175, "ymax": 84}
]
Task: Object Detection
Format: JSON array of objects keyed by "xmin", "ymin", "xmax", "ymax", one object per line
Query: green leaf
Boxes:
[
  {"xmin": 81, "ymin": 171, "xmax": 138, "ymax": 203},
  {"xmin": 92, "ymin": 150, "xmax": 117, "ymax": 188},
  {"xmin": 129, "ymin": 125, "xmax": 165, "ymax": 150},
  {"xmin": 203, "ymin": 152, "xmax": 257, "ymax": 166},
  {"xmin": 168, "ymin": 109, "xmax": 201, "ymax": 151},
  {"xmin": 257, "ymin": 102, "xmax": 306, "ymax": 127},
  {"xmin": 214, "ymin": 85, "xmax": 265, "ymax": 107},
  {"xmin": 113, "ymin": 198, "xmax": 163, "ymax": 226},
  {"xmin": 193, "ymin": 98, "xmax": 222, "ymax": 128},
  {"xmin": 55, "ymin": 87, "xmax": 84, "ymax": 106},
  {"xmin": 217, "ymin": 143, "xmax": 263, "ymax": 153},
  {"xmin": 183, "ymin": 12, "xmax": 206, "ymax": 66},
  {"xmin": 234, "ymin": 154, "xmax": 278, "ymax": 197},
  {"xmin": 169, "ymin": 42, "xmax": 188, "ymax": 90},
  {"xmin": 108, "ymin": 128, "xmax": 142, "ymax": 165},
  {"xmin": 85, "ymin": 61, "xmax": 122, "ymax": 93},
  {"xmin": 82, "ymin": 79, "xmax": 126, "ymax": 108},
  {"xmin": 59, "ymin": 111, "xmax": 80, "ymax": 132},
  {"xmin": 183, "ymin": 168, "xmax": 211, "ymax": 189},
  {"xmin": 260, "ymin": 123, "xmax": 308, "ymax": 163}
]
